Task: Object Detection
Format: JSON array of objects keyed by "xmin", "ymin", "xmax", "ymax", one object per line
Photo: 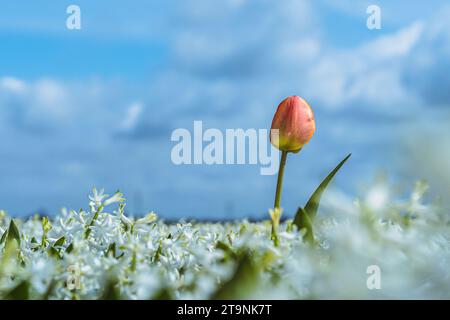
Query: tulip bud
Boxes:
[{"xmin": 270, "ymin": 96, "xmax": 315, "ymax": 153}]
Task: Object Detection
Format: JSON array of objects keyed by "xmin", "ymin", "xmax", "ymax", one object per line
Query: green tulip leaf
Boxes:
[
  {"xmin": 294, "ymin": 153, "xmax": 351, "ymax": 229},
  {"xmin": 295, "ymin": 207, "xmax": 314, "ymax": 243}
]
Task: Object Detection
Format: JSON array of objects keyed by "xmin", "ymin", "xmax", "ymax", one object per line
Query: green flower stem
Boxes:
[
  {"xmin": 85, "ymin": 205, "xmax": 104, "ymax": 239},
  {"xmin": 270, "ymin": 218, "xmax": 280, "ymax": 247},
  {"xmin": 271, "ymin": 151, "xmax": 288, "ymax": 246},
  {"xmin": 274, "ymin": 151, "xmax": 288, "ymax": 209}
]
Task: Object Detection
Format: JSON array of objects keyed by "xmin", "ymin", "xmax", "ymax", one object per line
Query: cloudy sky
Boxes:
[{"xmin": 1, "ymin": 0, "xmax": 449, "ymax": 219}]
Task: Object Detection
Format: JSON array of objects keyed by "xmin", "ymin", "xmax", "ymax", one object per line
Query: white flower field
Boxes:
[{"xmin": 0, "ymin": 181, "xmax": 449, "ymax": 300}]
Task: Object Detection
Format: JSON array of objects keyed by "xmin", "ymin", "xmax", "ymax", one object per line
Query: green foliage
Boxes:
[
  {"xmin": 48, "ymin": 236, "xmax": 66, "ymax": 258},
  {"xmin": 294, "ymin": 154, "xmax": 351, "ymax": 241},
  {"xmin": 100, "ymin": 277, "xmax": 121, "ymax": 300},
  {"xmin": 216, "ymin": 240, "xmax": 238, "ymax": 262},
  {"xmin": 3, "ymin": 281, "xmax": 30, "ymax": 300},
  {"xmin": 211, "ymin": 251, "xmax": 260, "ymax": 299},
  {"xmin": 66, "ymin": 242, "xmax": 74, "ymax": 254},
  {"xmin": 153, "ymin": 287, "xmax": 175, "ymax": 300},
  {"xmin": 106, "ymin": 242, "xmax": 123, "ymax": 259},
  {"xmin": 54, "ymin": 236, "xmax": 66, "ymax": 247},
  {"xmin": 41, "ymin": 281, "xmax": 56, "ymax": 300},
  {"xmin": 4, "ymin": 219, "xmax": 21, "ymax": 246},
  {"xmin": 296, "ymin": 207, "xmax": 314, "ymax": 243},
  {"xmin": 0, "ymin": 228, "xmax": 6, "ymax": 244}
]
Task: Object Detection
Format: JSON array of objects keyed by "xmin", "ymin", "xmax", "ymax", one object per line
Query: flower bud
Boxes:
[{"xmin": 270, "ymin": 96, "xmax": 315, "ymax": 153}]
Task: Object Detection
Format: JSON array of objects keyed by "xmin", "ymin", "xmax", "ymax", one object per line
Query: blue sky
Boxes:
[{"xmin": 1, "ymin": 0, "xmax": 450, "ymax": 219}]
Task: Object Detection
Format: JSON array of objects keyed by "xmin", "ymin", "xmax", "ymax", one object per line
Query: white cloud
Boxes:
[
  {"xmin": 33, "ymin": 79, "xmax": 66, "ymax": 106},
  {"xmin": 400, "ymin": 6, "xmax": 450, "ymax": 106},
  {"xmin": 304, "ymin": 22, "xmax": 424, "ymax": 111},
  {"xmin": 0, "ymin": 77, "xmax": 132, "ymax": 132},
  {"xmin": 0, "ymin": 77, "xmax": 27, "ymax": 94},
  {"xmin": 120, "ymin": 102, "xmax": 144, "ymax": 131},
  {"xmin": 361, "ymin": 21, "xmax": 424, "ymax": 58},
  {"xmin": 31, "ymin": 79, "xmax": 69, "ymax": 120},
  {"xmin": 277, "ymin": 38, "xmax": 321, "ymax": 65}
]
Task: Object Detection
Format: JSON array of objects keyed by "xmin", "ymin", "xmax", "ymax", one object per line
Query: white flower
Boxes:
[
  {"xmin": 89, "ymin": 188, "xmax": 108, "ymax": 209},
  {"xmin": 104, "ymin": 191, "xmax": 125, "ymax": 207},
  {"xmin": 135, "ymin": 212, "xmax": 157, "ymax": 225}
]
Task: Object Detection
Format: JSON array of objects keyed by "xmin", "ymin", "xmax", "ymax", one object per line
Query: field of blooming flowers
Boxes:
[{"xmin": 0, "ymin": 181, "xmax": 449, "ymax": 300}]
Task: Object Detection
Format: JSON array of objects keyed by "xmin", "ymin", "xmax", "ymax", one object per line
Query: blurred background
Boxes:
[{"xmin": 0, "ymin": 0, "xmax": 449, "ymax": 219}]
